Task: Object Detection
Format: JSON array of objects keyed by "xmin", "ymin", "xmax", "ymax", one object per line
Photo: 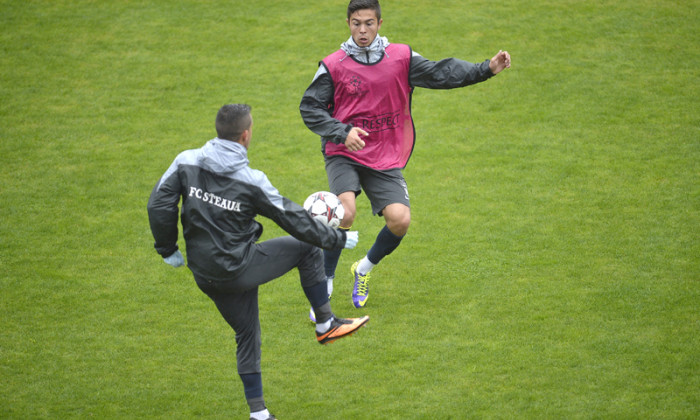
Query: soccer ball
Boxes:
[{"xmin": 303, "ymin": 191, "xmax": 345, "ymax": 228}]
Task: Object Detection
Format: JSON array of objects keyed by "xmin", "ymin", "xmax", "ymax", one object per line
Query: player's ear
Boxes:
[{"xmin": 238, "ymin": 128, "xmax": 251, "ymax": 148}]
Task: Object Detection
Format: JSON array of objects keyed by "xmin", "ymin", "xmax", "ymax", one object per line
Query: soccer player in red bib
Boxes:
[{"xmin": 300, "ymin": 0, "xmax": 511, "ymax": 312}]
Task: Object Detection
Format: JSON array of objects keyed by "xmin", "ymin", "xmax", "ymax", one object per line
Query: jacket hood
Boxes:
[
  {"xmin": 340, "ymin": 35, "xmax": 390, "ymax": 63},
  {"xmin": 199, "ymin": 137, "xmax": 249, "ymax": 175}
]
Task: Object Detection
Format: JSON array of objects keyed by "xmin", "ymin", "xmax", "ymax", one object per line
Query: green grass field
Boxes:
[{"xmin": 1, "ymin": 0, "xmax": 698, "ymax": 418}]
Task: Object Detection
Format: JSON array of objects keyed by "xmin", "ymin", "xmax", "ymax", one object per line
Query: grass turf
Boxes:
[{"xmin": 1, "ymin": 0, "xmax": 698, "ymax": 418}]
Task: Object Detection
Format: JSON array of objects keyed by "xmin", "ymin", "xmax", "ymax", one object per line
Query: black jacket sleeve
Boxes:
[
  {"xmin": 147, "ymin": 169, "xmax": 182, "ymax": 258},
  {"xmin": 409, "ymin": 55, "xmax": 494, "ymax": 89},
  {"xmin": 251, "ymin": 173, "xmax": 347, "ymax": 251},
  {"xmin": 263, "ymin": 196, "xmax": 347, "ymax": 251},
  {"xmin": 299, "ymin": 67, "xmax": 353, "ymax": 145}
]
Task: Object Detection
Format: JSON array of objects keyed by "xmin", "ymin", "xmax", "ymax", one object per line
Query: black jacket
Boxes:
[{"xmin": 147, "ymin": 138, "xmax": 347, "ymax": 282}]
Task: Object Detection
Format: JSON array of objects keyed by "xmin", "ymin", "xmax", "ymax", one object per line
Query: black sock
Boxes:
[
  {"xmin": 239, "ymin": 373, "xmax": 265, "ymax": 411},
  {"xmin": 323, "ymin": 247, "xmax": 343, "ymax": 278},
  {"xmin": 367, "ymin": 225, "xmax": 404, "ymax": 264},
  {"xmin": 323, "ymin": 227, "xmax": 349, "ymax": 277},
  {"xmin": 303, "ymin": 281, "xmax": 332, "ymax": 322}
]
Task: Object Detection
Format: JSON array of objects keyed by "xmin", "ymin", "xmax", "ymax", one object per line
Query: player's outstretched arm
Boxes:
[{"xmin": 489, "ymin": 50, "xmax": 511, "ymax": 75}]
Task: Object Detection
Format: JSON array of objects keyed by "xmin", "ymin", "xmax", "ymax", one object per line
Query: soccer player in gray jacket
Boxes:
[{"xmin": 147, "ymin": 104, "xmax": 369, "ymax": 420}]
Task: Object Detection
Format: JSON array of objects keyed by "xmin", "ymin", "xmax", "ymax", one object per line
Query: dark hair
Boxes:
[
  {"xmin": 215, "ymin": 104, "xmax": 252, "ymax": 141},
  {"xmin": 347, "ymin": 0, "xmax": 381, "ymax": 20}
]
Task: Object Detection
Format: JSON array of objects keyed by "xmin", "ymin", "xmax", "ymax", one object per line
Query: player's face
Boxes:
[{"xmin": 347, "ymin": 9, "xmax": 382, "ymax": 47}]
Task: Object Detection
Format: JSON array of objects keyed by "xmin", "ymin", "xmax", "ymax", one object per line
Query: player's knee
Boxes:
[
  {"xmin": 337, "ymin": 194, "xmax": 357, "ymax": 228},
  {"xmin": 306, "ymin": 244, "xmax": 322, "ymax": 259},
  {"xmin": 383, "ymin": 205, "xmax": 410, "ymax": 236},
  {"xmin": 388, "ymin": 215, "xmax": 410, "ymax": 236}
]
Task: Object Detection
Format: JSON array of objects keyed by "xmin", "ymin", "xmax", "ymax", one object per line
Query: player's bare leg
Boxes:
[{"xmin": 337, "ymin": 191, "xmax": 358, "ymax": 229}]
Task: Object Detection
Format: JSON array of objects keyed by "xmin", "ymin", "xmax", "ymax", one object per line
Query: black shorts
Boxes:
[{"xmin": 325, "ymin": 155, "xmax": 410, "ymax": 215}]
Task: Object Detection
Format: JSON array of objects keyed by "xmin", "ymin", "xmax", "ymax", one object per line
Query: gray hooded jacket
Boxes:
[{"xmin": 147, "ymin": 138, "xmax": 347, "ymax": 282}]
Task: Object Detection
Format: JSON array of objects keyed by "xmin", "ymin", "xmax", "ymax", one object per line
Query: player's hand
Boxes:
[
  {"xmin": 489, "ymin": 50, "xmax": 511, "ymax": 74},
  {"xmin": 345, "ymin": 127, "xmax": 368, "ymax": 152},
  {"xmin": 163, "ymin": 250, "xmax": 185, "ymax": 267},
  {"xmin": 344, "ymin": 231, "xmax": 359, "ymax": 249}
]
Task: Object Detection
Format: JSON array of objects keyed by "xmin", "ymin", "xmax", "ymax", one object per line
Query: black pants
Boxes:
[{"xmin": 195, "ymin": 236, "xmax": 326, "ymax": 374}]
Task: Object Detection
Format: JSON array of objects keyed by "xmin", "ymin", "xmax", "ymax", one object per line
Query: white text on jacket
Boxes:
[{"xmin": 188, "ymin": 187, "xmax": 241, "ymax": 212}]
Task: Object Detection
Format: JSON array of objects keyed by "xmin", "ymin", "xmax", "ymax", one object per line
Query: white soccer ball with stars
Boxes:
[{"xmin": 303, "ymin": 191, "xmax": 345, "ymax": 228}]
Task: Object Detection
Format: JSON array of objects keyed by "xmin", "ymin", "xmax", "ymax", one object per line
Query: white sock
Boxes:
[
  {"xmin": 315, "ymin": 316, "xmax": 334, "ymax": 334},
  {"xmin": 250, "ymin": 408, "xmax": 270, "ymax": 420},
  {"xmin": 326, "ymin": 276, "xmax": 334, "ymax": 296},
  {"xmin": 357, "ymin": 256, "xmax": 375, "ymax": 275}
]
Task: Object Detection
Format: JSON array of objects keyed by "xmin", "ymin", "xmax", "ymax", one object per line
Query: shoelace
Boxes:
[{"xmin": 355, "ymin": 272, "xmax": 370, "ymax": 295}]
